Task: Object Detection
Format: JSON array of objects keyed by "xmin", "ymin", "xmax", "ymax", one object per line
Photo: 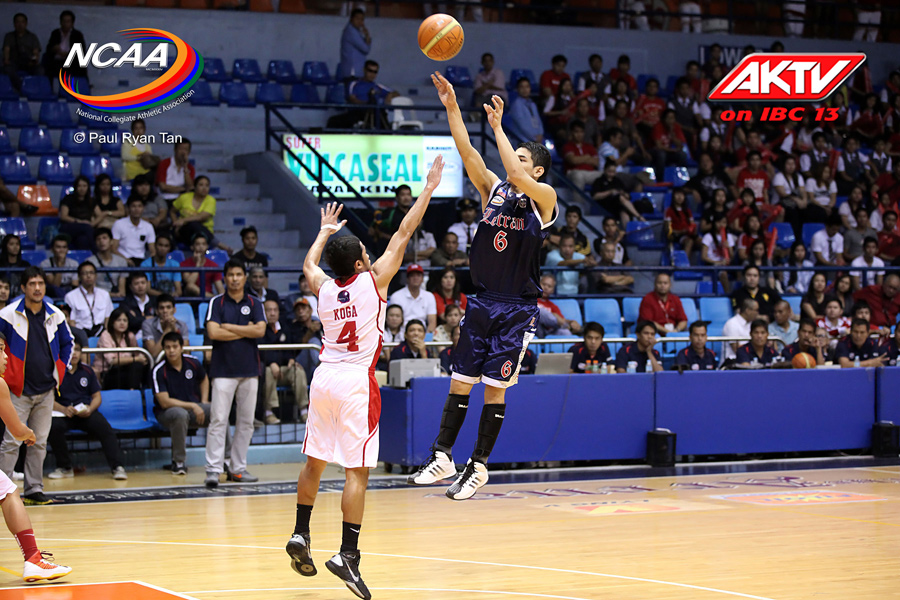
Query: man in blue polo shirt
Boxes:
[
  {"xmin": 204, "ymin": 260, "xmax": 266, "ymax": 488},
  {"xmin": 836, "ymin": 319, "xmax": 889, "ymax": 368},
  {"xmin": 673, "ymin": 320, "xmax": 717, "ymax": 370},
  {"xmin": 615, "ymin": 321, "xmax": 663, "ymax": 373},
  {"xmin": 736, "ymin": 319, "xmax": 780, "ymax": 366},
  {"xmin": 569, "ymin": 322, "xmax": 611, "ymax": 373},
  {"xmin": 781, "ymin": 318, "xmax": 827, "ymax": 366}
]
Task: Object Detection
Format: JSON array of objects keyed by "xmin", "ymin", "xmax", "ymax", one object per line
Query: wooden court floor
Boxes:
[{"xmin": 0, "ymin": 463, "xmax": 898, "ymax": 600}]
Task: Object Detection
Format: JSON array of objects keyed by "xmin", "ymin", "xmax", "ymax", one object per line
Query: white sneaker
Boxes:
[
  {"xmin": 12, "ymin": 471, "xmax": 24, "ymax": 481},
  {"xmin": 23, "ymin": 552, "xmax": 72, "ymax": 583},
  {"xmin": 48, "ymin": 468, "xmax": 74, "ymax": 480},
  {"xmin": 446, "ymin": 459, "xmax": 489, "ymax": 500},
  {"xmin": 407, "ymin": 450, "xmax": 456, "ymax": 485},
  {"xmin": 112, "ymin": 466, "xmax": 128, "ymax": 480}
]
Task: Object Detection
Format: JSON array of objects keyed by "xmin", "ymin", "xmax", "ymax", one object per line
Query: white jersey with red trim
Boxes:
[{"xmin": 317, "ymin": 272, "xmax": 386, "ymax": 369}]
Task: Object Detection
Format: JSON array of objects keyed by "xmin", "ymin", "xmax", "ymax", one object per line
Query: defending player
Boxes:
[
  {"xmin": 408, "ymin": 73, "xmax": 558, "ymax": 500},
  {"xmin": 0, "ymin": 333, "xmax": 72, "ymax": 583},
  {"xmin": 286, "ymin": 157, "xmax": 444, "ymax": 599}
]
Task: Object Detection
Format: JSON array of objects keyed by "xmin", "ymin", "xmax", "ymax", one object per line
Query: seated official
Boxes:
[
  {"xmin": 47, "ymin": 342, "xmax": 128, "ymax": 481},
  {"xmin": 568, "ymin": 322, "xmax": 611, "ymax": 373},
  {"xmin": 260, "ymin": 299, "xmax": 309, "ymax": 424},
  {"xmin": 735, "ymin": 319, "xmax": 780, "ymax": 366},
  {"xmin": 152, "ymin": 332, "xmax": 230, "ymax": 475},
  {"xmin": 390, "ymin": 320, "xmax": 433, "ymax": 360},
  {"xmin": 882, "ymin": 326, "xmax": 900, "ymax": 366},
  {"xmin": 781, "ymin": 318, "xmax": 828, "ymax": 366},
  {"xmin": 518, "ymin": 348, "xmax": 537, "ymax": 375},
  {"xmin": 673, "ymin": 320, "xmax": 717, "ymax": 370},
  {"xmin": 439, "ymin": 326, "xmax": 460, "ymax": 375},
  {"xmin": 835, "ymin": 319, "xmax": 889, "ymax": 368},
  {"xmin": 615, "ymin": 321, "xmax": 663, "ymax": 373}
]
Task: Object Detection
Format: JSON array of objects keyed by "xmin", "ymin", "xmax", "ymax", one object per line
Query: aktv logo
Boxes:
[
  {"xmin": 60, "ymin": 28, "xmax": 204, "ymax": 114},
  {"xmin": 708, "ymin": 53, "xmax": 866, "ymax": 102}
]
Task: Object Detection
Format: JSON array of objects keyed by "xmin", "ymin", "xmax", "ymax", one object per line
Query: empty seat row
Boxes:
[
  {"xmin": 1, "ymin": 100, "xmax": 117, "ymax": 130},
  {"xmin": 0, "ymin": 126, "xmax": 120, "ymax": 156},
  {"xmin": 188, "ymin": 80, "xmax": 347, "ymax": 107},
  {"xmin": 202, "ymin": 58, "xmax": 334, "ymax": 85},
  {"xmin": 0, "ymin": 75, "xmax": 91, "ymax": 104},
  {"xmin": 0, "ymin": 153, "xmax": 119, "ymax": 184}
]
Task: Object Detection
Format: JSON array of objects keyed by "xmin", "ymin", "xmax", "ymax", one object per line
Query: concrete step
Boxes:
[
  {"xmin": 210, "ymin": 182, "xmax": 260, "ymax": 199},
  {"xmin": 265, "ymin": 248, "xmax": 305, "ymax": 263},
  {"xmin": 215, "ymin": 197, "xmax": 273, "ymax": 213},
  {"xmin": 216, "ymin": 230, "xmax": 300, "ymax": 248},
  {"xmin": 216, "ymin": 213, "xmax": 286, "ymax": 231}
]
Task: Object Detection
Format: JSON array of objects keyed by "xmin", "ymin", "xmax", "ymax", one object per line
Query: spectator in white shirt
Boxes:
[
  {"xmin": 64, "ymin": 262, "xmax": 113, "ymax": 336},
  {"xmin": 850, "ymin": 236, "xmax": 885, "ymax": 290},
  {"xmin": 722, "ymin": 298, "xmax": 758, "ymax": 361},
  {"xmin": 112, "ymin": 197, "xmax": 156, "ymax": 265},
  {"xmin": 156, "ymin": 140, "xmax": 195, "ymax": 202},
  {"xmin": 447, "ymin": 198, "xmax": 480, "ymax": 253},
  {"xmin": 388, "ymin": 264, "xmax": 437, "ymax": 332},
  {"xmin": 810, "ymin": 214, "xmax": 845, "ymax": 268}
]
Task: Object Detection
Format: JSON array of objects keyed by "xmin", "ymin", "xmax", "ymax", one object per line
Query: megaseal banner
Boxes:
[{"xmin": 283, "ymin": 134, "xmax": 464, "ymax": 198}]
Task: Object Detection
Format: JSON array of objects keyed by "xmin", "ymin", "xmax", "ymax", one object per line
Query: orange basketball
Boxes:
[
  {"xmin": 791, "ymin": 352, "xmax": 816, "ymax": 369},
  {"xmin": 418, "ymin": 14, "xmax": 464, "ymax": 61}
]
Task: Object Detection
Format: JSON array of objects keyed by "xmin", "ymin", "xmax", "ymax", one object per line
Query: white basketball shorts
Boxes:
[{"xmin": 0, "ymin": 469, "xmax": 17, "ymax": 502}]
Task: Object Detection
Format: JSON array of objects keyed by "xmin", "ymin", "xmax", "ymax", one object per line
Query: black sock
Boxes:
[
  {"xmin": 294, "ymin": 503, "xmax": 313, "ymax": 535},
  {"xmin": 472, "ymin": 404, "xmax": 506, "ymax": 464},
  {"xmin": 435, "ymin": 393, "xmax": 469, "ymax": 453},
  {"xmin": 341, "ymin": 521, "xmax": 361, "ymax": 553}
]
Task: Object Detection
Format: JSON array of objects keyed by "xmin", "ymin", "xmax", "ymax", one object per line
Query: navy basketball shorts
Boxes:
[{"xmin": 451, "ymin": 293, "xmax": 538, "ymax": 389}]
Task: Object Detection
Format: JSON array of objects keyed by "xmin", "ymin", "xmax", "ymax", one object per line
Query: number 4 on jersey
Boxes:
[{"xmin": 336, "ymin": 321, "xmax": 359, "ymax": 351}]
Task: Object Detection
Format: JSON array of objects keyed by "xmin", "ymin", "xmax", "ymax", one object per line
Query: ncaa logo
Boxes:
[
  {"xmin": 338, "ymin": 290, "xmax": 351, "ymax": 304},
  {"xmin": 80, "ymin": 377, "xmax": 88, "ymax": 387},
  {"xmin": 185, "ymin": 369, "xmax": 194, "ymax": 380},
  {"xmin": 241, "ymin": 306, "xmax": 251, "ymax": 316},
  {"xmin": 490, "ymin": 197, "xmax": 504, "ymax": 206}
]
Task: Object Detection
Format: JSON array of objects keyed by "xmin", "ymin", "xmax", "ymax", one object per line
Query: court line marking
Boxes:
[
  {"xmin": 0, "ymin": 580, "xmax": 200, "ymax": 598},
  {"xmin": 0, "ymin": 564, "xmax": 18, "ymax": 577},
  {"xmin": 185, "ymin": 587, "xmax": 594, "ymax": 599},
  {"xmin": 42, "ymin": 537, "xmax": 780, "ymax": 600}
]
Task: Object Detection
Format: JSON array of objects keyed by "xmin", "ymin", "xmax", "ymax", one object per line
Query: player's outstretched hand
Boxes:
[
  {"xmin": 426, "ymin": 154, "xmax": 444, "ymax": 190},
  {"xmin": 320, "ymin": 202, "xmax": 347, "ymax": 234},
  {"xmin": 484, "ymin": 95, "xmax": 504, "ymax": 129},
  {"xmin": 431, "ymin": 72, "xmax": 457, "ymax": 107},
  {"xmin": 14, "ymin": 428, "xmax": 35, "ymax": 446}
]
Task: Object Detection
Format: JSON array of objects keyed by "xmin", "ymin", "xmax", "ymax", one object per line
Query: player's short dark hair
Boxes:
[
  {"xmin": 558, "ymin": 231, "xmax": 576, "ymax": 243},
  {"xmin": 162, "ymin": 331, "xmax": 184, "ymax": 347},
  {"xmin": 688, "ymin": 320, "xmax": 708, "ymax": 335},
  {"xmin": 517, "ymin": 141, "xmax": 551, "ymax": 179},
  {"xmin": 365, "ymin": 59, "xmax": 379, "ymax": 70},
  {"xmin": 851, "ymin": 318, "xmax": 870, "ymax": 330},
  {"xmin": 405, "ymin": 319, "xmax": 425, "ymax": 333},
  {"xmin": 386, "ymin": 304, "xmax": 403, "ymax": 316},
  {"xmin": 77, "ymin": 261, "xmax": 95, "ymax": 276},
  {"xmin": 51, "ymin": 234, "xmax": 70, "ymax": 247},
  {"xmin": 885, "ymin": 210, "xmax": 898, "ymax": 221},
  {"xmin": 635, "ymin": 320, "xmax": 656, "ymax": 335},
  {"xmin": 798, "ymin": 317, "xmax": 817, "ymax": 331},
  {"xmin": 617, "ymin": 54, "xmax": 630, "ymax": 65},
  {"xmin": 20, "ymin": 266, "xmax": 45, "ymax": 287},
  {"xmin": 583, "ymin": 321, "xmax": 605, "ymax": 337},
  {"xmin": 126, "ymin": 272, "xmax": 148, "ymax": 288},
  {"xmin": 324, "ymin": 235, "xmax": 364, "ymax": 279},
  {"xmin": 825, "ymin": 297, "xmax": 843, "ymax": 308},
  {"xmin": 647, "ymin": 77, "xmax": 659, "ymax": 87},
  {"xmin": 863, "ymin": 236, "xmax": 878, "ymax": 248},
  {"xmin": 481, "ymin": 52, "xmax": 493, "ymax": 62},
  {"xmin": 60, "ymin": 10, "xmax": 75, "ymax": 22},
  {"xmin": 747, "ymin": 150, "xmax": 761, "ymax": 161},
  {"xmin": 603, "ymin": 216, "xmax": 617, "ymax": 227},
  {"xmin": 826, "ymin": 212, "xmax": 844, "ymax": 227},
  {"xmin": 750, "ymin": 319, "xmax": 768, "ymax": 333},
  {"xmin": 223, "ymin": 258, "xmax": 246, "ymax": 275}
]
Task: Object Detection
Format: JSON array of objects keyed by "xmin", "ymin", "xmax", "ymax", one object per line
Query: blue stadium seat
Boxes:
[
  {"xmin": 167, "ymin": 250, "xmax": 185, "ymax": 263},
  {"xmin": 21, "ymin": 77, "xmax": 55, "ymax": 101},
  {"xmin": 38, "ymin": 154, "xmax": 74, "ymax": 184},
  {"xmin": 101, "ymin": 390, "xmax": 152, "ymax": 431},
  {"xmin": 0, "ymin": 127, "xmax": 11, "ymax": 154},
  {"xmin": 268, "ymin": 60, "xmax": 299, "ymax": 84},
  {"xmin": 58, "ymin": 77, "xmax": 89, "ymax": 102},
  {"xmin": 189, "ymin": 80, "xmax": 218, "ymax": 106},
  {"xmin": 769, "ymin": 222, "xmax": 796, "ymax": 250},
  {"xmin": 207, "ymin": 249, "xmax": 228, "ymax": 265},
  {"xmin": 671, "ymin": 250, "xmax": 703, "ymax": 280},
  {"xmin": 583, "ymin": 299, "xmax": 623, "ymax": 336},
  {"xmin": 80, "ymin": 155, "xmax": 118, "ymax": 183},
  {"xmin": 624, "ymin": 221, "xmax": 665, "ymax": 249},
  {"xmin": 0, "ymin": 217, "xmax": 34, "ymax": 249},
  {"xmin": 87, "ymin": 336, "xmax": 99, "ymax": 348},
  {"xmin": 0, "ymin": 101, "xmax": 35, "ymax": 127},
  {"xmin": 18, "ymin": 127, "xmax": 55, "ymax": 155},
  {"xmin": 507, "ymin": 69, "xmax": 537, "ymax": 92},
  {"xmin": 784, "ymin": 295, "xmax": 802, "ymax": 316},
  {"xmin": 78, "ymin": 109, "xmax": 117, "ymax": 129},
  {"xmin": 21, "ymin": 249, "xmax": 46, "ymax": 265},
  {"xmin": 59, "ymin": 128, "xmax": 94, "ymax": 155},
  {"xmin": 631, "ymin": 191, "xmax": 664, "ymax": 219},
  {"xmin": 174, "ymin": 303, "xmax": 197, "ymax": 335},
  {"xmin": 255, "ymin": 82, "xmax": 285, "ymax": 104},
  {"xmin": 100, "ymin": 130, "xmax": 121, "ymax": 156},
  {"xmin": 199, "ymin": 301, "xmax": 210, "ymax": 324},
  {"xmin": 694, "ymin": 280, "xmax": 725, "ymax": 295},
  {"xmin": 663, "ymin": 166, "xmax": 691, "ymax": 186},
  {"xmin": 699, "ymin": 297, "xmax": 733, "ymax": 325},
  {"xmin": 143, "ymin": 389, "xmax": 163, "ymax": 430},
  {"xmin": 636, "ymin": 74, "xmax": 658, "ymax": 94},
  {"xmin": 0, "ymin": 154, "xmax": 34, "ymax": 183},
  {"xmin": 802, "ymin": 223, "xmax": 825, "ymax": 249},
  {"xmin": 290, "ymin": 83, "xmax": 321, "ymax": 104},
  {"xmin": 445, "ymin": 65, "xmax": 473, "ymax": 88},
  {"xmin": 664, "ymin": 75, "xmax": 680, "ymax": 97},
  {"xmin": 0, "ymin": 75, "xmax": 17, "ymax": 100},
  {"xmin": 543, "ymin": 334, "xmax": 572, "ymax": 354},
  {"xmin": 68, "ymin": 249, "xmax": 92, "ymax": 264},
  {"xmin": 38, "ymin": 102, "xmax": 74, "ymax": 128},
  {"xmin": 682, "ymin": 298, "xmax": 699, "ymax": 324},
  {"xmin": 233, "ymin": 59, "xmax": 266, "ymax": 83},
  {"xmin": 554, "ymin": 298, "xmax": 582, "ymax": 326},
  {"xmin": 325, "ymin": 83, "xmax": 346, "ymax": 104},
  {"xmin": 219, "ymin": 82, "xmax": 256, "ymax": 107},
  {"xmin": 37, "ymin": 216, "xmax": 59, "ymax": 247},
  {"xmin": 622, "ymin": 297, "xmax": 641, "ymax": 330},
  {"xmin": 301, "ymin": 61, "xmax": 334, "ymax": 85},
  {"xmin": 202, "ymin": 57, "xmax": 229, "ymax": 82},
  {"xmin": 187, "ymin": 334, "xmax": 205, "ymax": 366},
  {"xmin": 835, "ymin": 195, "xmax": 848, "ymax": 209}
]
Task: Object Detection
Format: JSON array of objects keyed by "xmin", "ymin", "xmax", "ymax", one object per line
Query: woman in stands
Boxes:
[
  {"xmin": 59, "ymin": 175, "xmax": 95, "ymax": 250},
  {"xmin": 90, "ymin": 174, "xmax": 124, "ymax": 231},
  {"xmin": 433, "ymin": 304, "xmax": 462, "ymax": 352},
  {"xmin": 700, "ymin": 188, "xmax": 730, "ymax": 233},
  {"xmin": 745, "ymin": 239, "xmax": 777, "ymax": 289},
  {"xmin": 736, "ymin": 214, "xmax": 763, "ymax": 263},
  {"xmin": 771, "ymin": 155, "xmax": 808, "ymax": 237},
  {"xmin": 780, "ymin": 241, "xmax": 815, "ymax": 295},
  {"xmin": 829, "ymin": 274, "xmax": 855, "ymax": 317},
  {"xmin": 801, "ymin": 272, "xmax": 829, "ymax": 320},
  {"xmin": 430, "ymin": 266, "xmax": 467, "ymax": 317},
  {"xmin": 129, "ymin": 174, "xmax": 169, "ymax": 233},
  {"xmin": 839, "ymin": 185, "xmax": 867, "ymax": 229},
  {"xmin": 804, "ymin": 164, "xmax": 837, "ymax": 224},
  {"xmin": 0, "ymin": 235, "xmax": 30, "ymax": 292},
  {"xmin": 700, "ymin": 212, "xmax": 735, "ymax": 293},
  {"xmin": 170, "ymin": 175, "xmax": 233, "ymax": 253},
  {"xmin": 95, "ymin": 307, "xmax": 148, "ymax": 390}
]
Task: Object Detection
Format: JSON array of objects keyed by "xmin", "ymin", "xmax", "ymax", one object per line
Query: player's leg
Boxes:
[
  {"xmin": 325, "ymin": 466, "xmax": 371, "ymax": 600},
  {"xmin": 0, "ymin": 478, "xmax": 71, "ymax": 582},
  {"xmin": 288, "ymin": 455, "xmax": 327, "ymax": 577}
]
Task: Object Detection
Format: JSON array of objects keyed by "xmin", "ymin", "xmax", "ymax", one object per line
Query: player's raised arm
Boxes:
[
  {"xmin": 373, "ymin": 156, "xmax": 444, "ymax": 294},
  {"xmin": 484, "ymin": 95, "xmax": 557, "ymax": 218},
  {"xmin": 303, "ymin": 202, "xmax": 347, "ymax": 297},
  {"xmin": 432, "ymin": 72, "xmax": 497, "ymax": 204}
]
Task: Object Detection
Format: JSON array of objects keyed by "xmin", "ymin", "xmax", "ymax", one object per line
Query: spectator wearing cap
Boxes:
[
  {"xmin": 64, "ymin": 261, "xmax": 113, "ymax": 336},
  {"xmin": 369, "ymin": 185, "xmax": 412, "ymax": 254},
  {"xmin": 142, "ymin": 293, "xmax": 189, "ymax": 359},
  {"xmin": 638, "ymin": 273, "xmax": 687, "ymax": 337},
  {"xmin": 781, "ymin": 318, "xmax": 826, "ymax": 366},
  {"xmin": 286, "ymin": 296, "xmax": 323, "ymax": 378},
  {"xmin": 390, "ymin": 320, "xmax": 433, "ymax": 360},
  {"xmin": 836, "ymin": 318, "xmax": 888, "ymax": 368},
  {"xmin": 549, "ymin": 206, "xmax": 591, "ymax": 256},
  {"xmin": 180, "ymin": 235, "xmax": 223, "ymax": 298},
  {"xmin": 544, "ymin": 232, "xmax": 596, "ymax": 295},
  {"xmin": 260, "ymin": 299, "xmax": 308, "ymax": 425},
  {"xmin": 768, "ymin": 300, "xmax": 799, "ymax": 346},
  {"xmin": 731, "ymin": 265, "xmax": 781, "ymax": 322},
  {"xmin": 246, "ymin": 267, "xmax": 279, "ymax": 304},
  {"xmin": 389, "ymin": 264, "xmax": 437, "ymax": 332},
  {"xmin": 448, "ymin": 198, "xmax": 480, "ymax": 254},
  {"xmin": 615, "ymin": 321, "xmax": 663, "ymax": 373},
  {"xmin": 722, "ymin": 298, "xmax": 759, "ymax": 361},
  {"xmin": 430, "ymin": 232, "xmax": 469, "ymax": 268},
  {"xmin": 88, "ymin": 228, "xmax": 129, "ymax": 298},
  {"xmin": 568, "ymin": 322, "xmax": 611, "ymax": 373},
  {"xmin": 111, "ymin": 196, "xmax": 156, "ymax": 265},
  {"xmin": 232, "ymin": 226, "xmax": 268, "ymax": 273},
  {"xmin": 736, "ymin": 319, "xmax": 780, "ymax": 366},
  {"xmin": 40, "ymin": 235, "xmax": 79, "ymax": 297},
  {"xmin": 537, "ymin": 273, "xmax": 582, "ymax": 337},
  {"xmin": 673, "ymin": 321, "xmax": 717, "ymax": 370},
  {"xmin": 141, "ymin": 233, "xmax": 182, "ymax": 298},
  {"xmin": 852, "ymin": 274, "xmax": 900, "ymax": 328}
]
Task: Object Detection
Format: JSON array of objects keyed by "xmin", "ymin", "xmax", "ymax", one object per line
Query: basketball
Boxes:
[
  {"xmin": 418, "ymin": 14, "xmax": 464, "ymax": 61},
  {"xmin": 791, "ymin": 352, "xmax": 816, "ymax": 369}
]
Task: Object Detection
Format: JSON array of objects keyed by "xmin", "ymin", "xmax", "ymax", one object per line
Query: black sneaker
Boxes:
[
  {"xmin": 286, "ymin": 533, "xmax": 316, "ymax": 576},
  {"xmin": 23, "ymin": 492, "xmax": 54, "ymax": 505},
  {"xmin": 172, "ymin": 462, "xmax": 187, "ymax": 475},
  {"xmin": 325, "ymin": 550, "xmax": 371, "ymax": 600}
]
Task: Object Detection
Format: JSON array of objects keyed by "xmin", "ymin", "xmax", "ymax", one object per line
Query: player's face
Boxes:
[
  {"xmin": 358, "ymin": 242, "xmax": 372, "ymax": 272},
  {"xmin": 690, "ymin": 326, "xmax": 707, "ymax": 351},
  {"xmin": 164, "ymin": 340, "xmax": 182, "ymax": 364},
  {"xmin": 225, "ymin": 267, "xmax": 246, "ymax": 293},
  {"xmin": 751, "ymin": 326, "xmax": 768, "ymax": 348},
  {"xmin": 851, "ymin": 324, "xmax": 869, "ymax": 347},
  {"xmin": 515, "ymin": 147, "xmax": 543, "ymax": 181},
  {"xmin": 22, "ymin": 276, "xmax": 45, "ymax": 303},
  {"xmin": 585, "ymin": 330, "xmax": 603, "ymax": 353}
]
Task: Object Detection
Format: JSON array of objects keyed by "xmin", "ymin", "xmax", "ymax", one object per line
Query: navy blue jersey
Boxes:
[
  {"xmin": 470, "ymin": 180, "xmax": 558, "ymax": 301},
  {"xmin": 736, "ymin": 343, "xmax": 779, "ymax": 366},
  {"xmin": 835, "ymin": 337, "xmax": 882, "ymax": 362},
  {"xmin": 568, "ymin": 342, "xmax": 612, "ymax": 373},
  {"xmin": 673, "ymin": 346, "xmax": 717, "ymax": 370}
]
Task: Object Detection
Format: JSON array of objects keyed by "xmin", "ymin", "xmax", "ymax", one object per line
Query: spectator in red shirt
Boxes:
[
  {"xmin": 156, "ymin": 139, "xmax": 195, "ymax": 202},
  {"xmin": 733, "ymin": 151, "xmax": 771, "ymax": 203},
  {"xmin": 633, "ymin": 78, "xmax": 666, "ymax": 139},
  {"xmin": 850, "ymin": 93, "xmax": 884, "ymax": 146},
  {"xmin": 650, "ymin": 109, "xmax": 688, "ymax": 181},
  {"xmin": 852, "ymin": 274, "xmax": 900, "ymax": 328},
  {"xmin": 563, "ymin": 120, "xmax": 601, "ymax": 191},
  {"xmin": 872, "ymin": 161, "xmax": 900, "ymax": 207},
  {"xmin": 180, "ymin": 235, "xmax": 223, "ymax": 298},
  {"xmin": 537, "ymin": 273, "xmax": 582, "ymax": 337},
  {"xmin": 539, "ymin": 54, "xmax": 570, "ymax": 102},
  {"xmin": 728, "ymin": 187, "xmax": 783, "ymax": 235},
  {"xmin": 735, "ymin": 131, "xmax": 776, "ymax": 174},
  {"xmin": 608, "ymin": 54, "xmax": 637, "ymax": 94},
  {"xmin": 877, "ymin": 210, "xmax": 900, "ymax": 262},
  {"xmin": 665, "ymin": 187, "xmax": 699, "ymax": 259},
  {"xmin": 638, "ymin": 272, "xmax": 688, "ymax": 337}
]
